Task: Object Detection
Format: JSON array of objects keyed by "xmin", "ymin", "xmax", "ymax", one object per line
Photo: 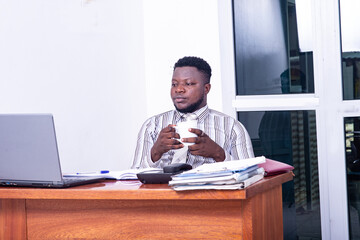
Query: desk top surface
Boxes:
[{"xmin": 0, "ymin": 172, "xmax": 293, "ymax": 200}]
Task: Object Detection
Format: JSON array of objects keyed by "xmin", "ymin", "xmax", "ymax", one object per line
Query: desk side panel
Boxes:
[
  {"xmin": 242, "ymin": 185, "xmax": 283, "ymax": 240},
  {"xmin": 0, "ymin": 199, "xmax": 27, "ymax": 240},
  {"xmin": 26, "ymin": 199, "xmax": 244, "ymax": 240}
]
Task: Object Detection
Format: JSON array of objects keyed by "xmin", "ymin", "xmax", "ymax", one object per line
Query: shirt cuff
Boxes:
[{"xmin": 223, "ymin": 150, "xmax": 232, "ymax": 162}]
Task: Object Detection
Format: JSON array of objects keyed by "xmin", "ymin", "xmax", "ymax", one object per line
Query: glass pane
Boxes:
[
  {"xmin": 232, "ymin": 0, "xmax": 314, "ymax": 95},
  {"xmin": 238, "ymin": 110, "xmax": 321, "ymax": 239},
  {"xmin": 340, "ymin": 0, "xmax": 360, "ymax": 100},
  {"xmin": 345, "ymin": 117, "xmax": 360, "ymax": 239}
]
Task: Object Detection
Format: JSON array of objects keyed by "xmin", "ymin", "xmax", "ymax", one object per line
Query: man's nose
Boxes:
[{"xmin": 175, "ymin": 84, "xmax": 185, "ymax": 93}]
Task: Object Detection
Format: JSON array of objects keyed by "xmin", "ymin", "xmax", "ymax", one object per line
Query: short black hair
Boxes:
[{"xmin": 174, "ymin": 56, "xmax": 212, "ymax": 83}]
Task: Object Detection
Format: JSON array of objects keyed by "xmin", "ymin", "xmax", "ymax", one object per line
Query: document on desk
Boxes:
[
  {"xmin": 169, "ymin": 156, "xmax": 266, "ymax": 191},
  {"xmin": 169, "ymin": 167, "xmax": 264, "ymax": 185},
  {"xmin": 186, "ymin": 156, "xmax": 264, "ymax": 172},
  {"xmin": 171, "ymin": 173, "xmax": 264, "ymax": 191},
  {"xmin": 172, "ymin": 156, "xmax": 266, "ymax": 180},
  {"xmin": 64, "ymin": 168, "xmax": 159, "ymax": 180}
]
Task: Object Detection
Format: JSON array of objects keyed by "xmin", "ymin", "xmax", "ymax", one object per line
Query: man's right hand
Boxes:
[{"xmin": 151, "ymin": 124, "xmax": 183, "ymax": 162}]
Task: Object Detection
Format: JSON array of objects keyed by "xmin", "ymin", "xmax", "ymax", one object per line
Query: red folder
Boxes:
[{"xmin": 258, "ymin": 158, "xmax": 294, "ymax": 176}]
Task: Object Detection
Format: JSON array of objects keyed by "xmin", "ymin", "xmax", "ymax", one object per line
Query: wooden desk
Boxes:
[{"xmin": 0, "ymin": 172, "xmax": 292, "ymax": 240}]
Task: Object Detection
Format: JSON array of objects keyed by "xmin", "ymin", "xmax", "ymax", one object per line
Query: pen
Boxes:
[{"xmin": 76, "ymin": 170, "xmax": 110, "ymax": 174}]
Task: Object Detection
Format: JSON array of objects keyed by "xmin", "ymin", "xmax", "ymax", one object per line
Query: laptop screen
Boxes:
[{"xmin": 0, "ymin": 114, "xmax": 63, "ymax": 182}]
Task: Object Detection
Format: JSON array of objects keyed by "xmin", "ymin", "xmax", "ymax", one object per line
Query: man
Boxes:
[{"xmin": 131, "ymin": 56, "xmax": 254, "ymax": 169}]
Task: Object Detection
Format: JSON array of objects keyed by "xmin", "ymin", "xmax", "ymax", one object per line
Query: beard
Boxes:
[{"xmin": 174, "ymin": 95, "xmax": 204, "ymax": 113}]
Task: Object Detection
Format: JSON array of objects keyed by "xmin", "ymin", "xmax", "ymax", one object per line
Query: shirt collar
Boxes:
[{"xmin": 174, "ymin": 105, "xmax": 209, "ymax": 123}]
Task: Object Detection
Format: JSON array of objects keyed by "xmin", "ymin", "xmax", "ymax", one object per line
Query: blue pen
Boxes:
[{"xmin": 76, "ymin": 170, "xmax": 110, "ymax": 175}]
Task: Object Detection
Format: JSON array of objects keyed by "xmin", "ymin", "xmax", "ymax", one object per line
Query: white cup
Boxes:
[{"xmin": 175, "ymin": 120, "xmax": 197, "ymax": 146}]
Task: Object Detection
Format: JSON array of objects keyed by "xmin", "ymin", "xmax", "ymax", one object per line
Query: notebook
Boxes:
[
  {"xmin": 257, "ymin": 158, "xmax": 294, "ymax": 176},
  {"xmin": 0, "ymin": 114, "xmax": 105, "ymax": 188}
]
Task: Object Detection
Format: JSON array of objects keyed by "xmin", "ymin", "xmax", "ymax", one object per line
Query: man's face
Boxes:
[{"xmin": 171, "ymin": 66, "xmax": 210, "ymax": 113}]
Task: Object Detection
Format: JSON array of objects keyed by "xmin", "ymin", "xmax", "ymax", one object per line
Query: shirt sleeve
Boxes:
[
  {"xmin": 131, "ymin": 119, "xmax": 160, "ymax": 169},
  {"xmin": 223, "ymin": 150, "xmax": 232, "ymax": 162},
  {"xmin": 228, "ymin": 121, "xmax": 255, "ymax": 160}
]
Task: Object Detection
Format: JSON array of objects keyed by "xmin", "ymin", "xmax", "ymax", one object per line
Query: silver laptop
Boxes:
[{"xmin": 0, "ymin": 114, "xmax": 105, "ymax": 188}]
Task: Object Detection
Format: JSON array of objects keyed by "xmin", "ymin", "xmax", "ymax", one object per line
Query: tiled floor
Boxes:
[
  {"xmin": 283, "ymin": 203, "xmax": 322, "ymax": 240},
  {"xmin": 349, "ymin": 205, "xmax": 360, "ymax": 239},
  {"xmin": 283, "ymin": 204, "xmax": 360, "ymax": 240}
]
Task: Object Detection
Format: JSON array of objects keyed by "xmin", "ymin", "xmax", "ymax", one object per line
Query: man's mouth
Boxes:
[{"xmin": 174, "ymin": 97, "xmax": 186, "ymax": 103}]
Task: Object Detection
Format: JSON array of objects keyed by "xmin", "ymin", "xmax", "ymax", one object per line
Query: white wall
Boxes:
[
  {"xmin": 0, "ymin": 0, "xmax": 227, "ymax": 172},
  {"xmin": 0, "ymin": 0, "xmax": 146, "ymax": 172},
  {"xmin": 143, "ymin": 0, "xmax": 223, "ymax": 117}
]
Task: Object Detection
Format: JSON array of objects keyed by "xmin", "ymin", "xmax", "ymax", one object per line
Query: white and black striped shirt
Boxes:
[{"xmin": 131, "ymin": 105, "xmax": 254, "ymax": 169}]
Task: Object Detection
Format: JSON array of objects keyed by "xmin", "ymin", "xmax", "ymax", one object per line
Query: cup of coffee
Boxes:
[{"xmin": 175, "ymin": 120, "xmax": 197, "ymax": 146}]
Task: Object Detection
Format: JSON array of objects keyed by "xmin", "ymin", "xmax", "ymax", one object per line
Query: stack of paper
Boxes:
[
  {"xmin": 64, "ymin": 168, "xmax": 159, "ymax": 180},
  {"xmin": 169, "ymin": 156, "xmax": 266, "ymax": 191}
]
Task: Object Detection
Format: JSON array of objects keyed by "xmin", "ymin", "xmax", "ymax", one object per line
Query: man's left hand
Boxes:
[{"xmin": 182, "ymin": 128, "xmax": 226, "ymax": 162}]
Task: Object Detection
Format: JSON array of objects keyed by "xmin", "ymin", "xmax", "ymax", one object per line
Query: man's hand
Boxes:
[
  {"xmin": 151, "ymin": 124, "xmax": 183, "ymax": 162},
  {"xmin": 182, "ymin": 128, "xmax": 226, "ymax": 162}
]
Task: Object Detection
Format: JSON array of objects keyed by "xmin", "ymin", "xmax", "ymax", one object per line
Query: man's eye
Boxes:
[
  {"xmin": 172, "ymin": 83, "xmax": 177, "ymax": 87},
  {"xmin": 186, "ymin": 82, "xmax": 195, "ymax": 86}
]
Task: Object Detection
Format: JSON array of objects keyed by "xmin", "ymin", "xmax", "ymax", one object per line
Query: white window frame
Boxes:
[{"xmin": 218, "ymin": 0, "xmax": 350, "ymax": 239}]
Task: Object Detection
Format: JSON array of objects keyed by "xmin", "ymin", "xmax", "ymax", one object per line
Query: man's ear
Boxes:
[{"xmin": 204, "ymin": 83, "xmax": 211, "ymax": 94}]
